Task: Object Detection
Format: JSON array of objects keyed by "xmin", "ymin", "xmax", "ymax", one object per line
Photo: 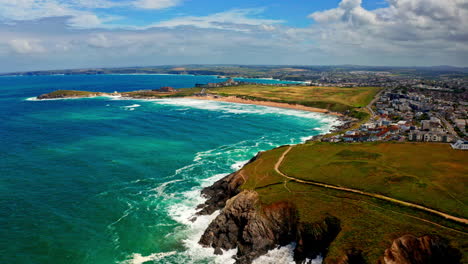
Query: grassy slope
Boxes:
[
  {"xmin": 208, "ymin": 85, "xmax": 380, "ymax": 113},
  {"xmin": 239, "ymin": 143, "xmax": 467, "ymax": 263},
  {"xmin": 121, "ymin": 87, "xmax": 202, "ymax": 98},
  {"xmin": 281, "ymin": 142, "xmax": 468, "ymax": 218}
]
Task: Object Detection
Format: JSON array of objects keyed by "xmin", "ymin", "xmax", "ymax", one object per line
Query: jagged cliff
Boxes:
[
  {"xmin": 199, "ymin": 190, "xmax": 341, "ymax": 263},
  {"xmin": 196, "ymin": 165, "xmax": 463, "ymax": 264}
]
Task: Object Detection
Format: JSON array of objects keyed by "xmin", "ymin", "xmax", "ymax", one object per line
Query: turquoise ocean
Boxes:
[{"xmin": 0, "ymin": 74, "xmax": 337, "ymax": 264}]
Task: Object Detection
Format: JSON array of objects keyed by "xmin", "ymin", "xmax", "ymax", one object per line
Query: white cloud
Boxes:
[
  {"xmin": 0, "ymin": 1, "xmax": 467, "ymax": 72},
  {"xmin": 68, "ymin": 0, "xmax": 120, "ymax": 9},
  {"xmin": 0, "ymin": 0, "xmax": 184, "ymax": 28},
  {"xmin": 153, "ymin": 9, "xmax": 284, "ymax": 30},
  {"xmin": 307, "ymin": 0, "xmax": 468, "ymax": 59},
  {"xmin": 9, "ymin": 39, "xmax": 45, "ymax": 54},
  {"xmin": 0, "ymin": 0, "xmax": 112, "ymax": 28},
  {"xmin": 86, "ymin": 34, "xmax": 112, "ymax": 48},
  {"xmin": 133, "ymin": 0, "xmax": 181, "ymax": 9}
]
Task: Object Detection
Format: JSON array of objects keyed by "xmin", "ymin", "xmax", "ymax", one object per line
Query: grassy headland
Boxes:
[
  {"xmin": 206, "ymin": 84, "xmax": 379, "ymax": 115},
  {"xmin": 37, "ymin": 90, "xmax": 105, "ymax": 99},
  {"xmin": 239, "ymin": 142, "xmax": 467, "ymax": 263}
]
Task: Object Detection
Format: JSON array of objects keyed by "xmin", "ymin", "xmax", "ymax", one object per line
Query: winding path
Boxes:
[{"xmin": 274, "ymin": 146, "xmax": 468, "ymax": 226}]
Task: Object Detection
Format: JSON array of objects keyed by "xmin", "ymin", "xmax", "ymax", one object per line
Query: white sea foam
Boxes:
[
  {"xmin": 152, "ymin": 98, "xmax": 337, "ymax": 121},
  {"xmin": 122, "ymin": 251, "xmax": 177, "ymax": 264},
  {"xmin": 200, "ymin": 173, "xmax": 230, "ymax": 188},
  {"xmin": 253, "ymin": 244, "xmax": 323, "ymax": 264},
  {"xmin": 230, "ymin": 160, "xmax": 250, "ymax": 170},
  {"xmin": 300, "ymin": 136, "xmax": 314, "ymax": 142},
  {"xmin": 152, "ymin": 98, "xmax": 344, "ymax": 138},
  {"xmin": 167, "ymin": 187, "xmax": 237, "ymax": 264},
  {"xmin": 124, "ymin": 104, "xmax": 141, "ymax": 108},
  {"xmin": 122, "ymin": 104, "xmax": 141, "ymax": 111},
  {"xmin": 150, "ymin": 179, "xmax": 183, "ymax": 199}
]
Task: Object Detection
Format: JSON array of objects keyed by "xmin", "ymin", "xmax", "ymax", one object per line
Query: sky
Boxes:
[{"xmin": 0, "ymin": 0, "xmax": 467, "ymax": 72}]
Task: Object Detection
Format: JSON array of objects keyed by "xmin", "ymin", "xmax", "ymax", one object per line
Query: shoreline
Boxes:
[
  {"xmin": 33, "ymin": 93, "xmax": 342, "ymax": 117},
  {"xmin": 186, "ymin": 95, "xmax": 343, "ymax": 116}
]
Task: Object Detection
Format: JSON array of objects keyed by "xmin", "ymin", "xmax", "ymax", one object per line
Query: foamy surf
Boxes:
[
  {"xmin": 152, "ymin": 98, "xmax": 339, "ymax": 120},
  {"xmin": 124, "ymin": 104, "xmax": 141, "ymax": 108},
  {"xmin": 122, "ymin": 251, "xmax": 177, "ymax": 264},
  {"xmin": 152, "ymin": 98, "xmax": 343, "ymax": 137},
  {"xmin": 230, "ymin": 160, "xmax": 250, "ymax": 170},
  {"xmin": 253, "ymin": 244, "xmax": 323, "ymax": 264},
  {"xmin": 122, "ymin": 104, "xmax": 141, "ymax": 111}
]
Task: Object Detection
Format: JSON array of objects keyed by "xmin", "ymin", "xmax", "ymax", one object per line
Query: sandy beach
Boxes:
[{"xmin": 186, "ymin": 95, "xmax": 343, "ymax": 116}]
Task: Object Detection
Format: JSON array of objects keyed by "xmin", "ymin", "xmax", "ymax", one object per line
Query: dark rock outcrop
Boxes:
[
  {"xmin": 199, "ymin": 191, "xmax": 298, "ymax": 263},
  {"xmin": 196, "ymin": 171, "xmax": 244, "ymax": 216},
  {"xmin": 336, "ymin": 249, "xmax": 366, "ymax": 264},
  {"xmin": 197, "ymin": 153, "xmax": 261, "ymax": 216},
  {"xmin": 199, "ymin": 190, "xmax": 341, "ymax": 264},
  {"xmin": 294, "ymin": 217, "xmax": 341, "ymax": 262},
  {"xmin": 379, "ymin": 235, "xmax": 462, "ymax": 264}
]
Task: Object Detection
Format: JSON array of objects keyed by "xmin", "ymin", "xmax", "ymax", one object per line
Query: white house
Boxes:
[{"xmin": 451, "ymin": 140, "xmax": 468, "ymax": 150}]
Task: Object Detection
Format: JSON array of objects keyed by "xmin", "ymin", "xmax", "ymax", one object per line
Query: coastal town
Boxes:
[
  {"xmin": 319, "ymin": 84, "xmax": 468, "ymax": 150},
  {"xmin": 187, "ymin": 74, "xmax": 468, "ymax": 151}
]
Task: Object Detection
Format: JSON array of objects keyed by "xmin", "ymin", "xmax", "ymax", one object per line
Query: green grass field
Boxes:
[
  {"xmin": 281, "ymin": 142, "xmax": 468, "ymax": 218},
  {"xmin": 208, "ymin": 85, "xmax": 380, "ymax": 113},
  {"xmin": 237, "ymin": 142, "xmax": 467, "ymax": 263}
]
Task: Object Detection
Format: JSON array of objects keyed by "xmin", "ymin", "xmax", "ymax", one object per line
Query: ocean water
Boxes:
[{"xmin": 0, "ymin": 74, "xmax": 337, "ymax": 264}]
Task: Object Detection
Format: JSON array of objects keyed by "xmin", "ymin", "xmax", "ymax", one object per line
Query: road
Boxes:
[
  {"xmin": 274, "ymin": 146, "xmax": 468, "ymax": 226},
  {"xmin": 437, "ymin": 113, "xmax": 460, "ymax": 140},
  {"xmin": 366, "ymin": 88, "xmax": 385, "ymax": 118}
]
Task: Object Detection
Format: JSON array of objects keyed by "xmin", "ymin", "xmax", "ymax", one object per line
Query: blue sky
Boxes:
[
  {"xmin": 0, "ymin": 0, "xmax": 467, "ymax": 72},
  {"xmin": 101, "ymin": 0, "xmax": 347, "ymax": 28},
  {"xmin": 122, "ymin": 0, "xmax": 388, "ymax": 27}
]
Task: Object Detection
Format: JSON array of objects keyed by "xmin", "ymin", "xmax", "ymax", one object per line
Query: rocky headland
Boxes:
[
  {"xmin": 195, "ymin": 150, "xmax": 465, "ymax": 264},
  {"xmin": 37, "ymin": 90, "xmax": 111, "ymax": 99}
]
